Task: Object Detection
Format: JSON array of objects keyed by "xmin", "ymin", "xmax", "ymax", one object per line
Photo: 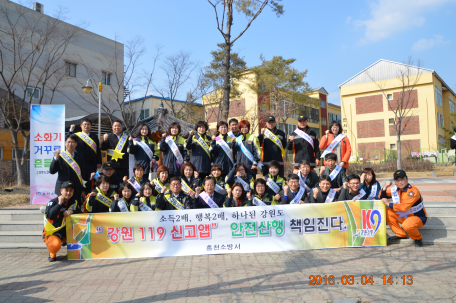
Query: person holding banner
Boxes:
[
  {"xmin": 155, "ymin": 177, "xmax": 193, "ymax": 210},
  {"xmin": 225, "ymin": 183, "xmax": 252, "ymax": 207},
  {"xmin": 187, "ymin": 121, "xmax": 213, "ymax": 180},
  {"xmin": 69, "ymin": 118, "xmax": 102, "ymax": 193},
  {"xmin": 225, "ymin": 163, "xmax": 255, "ymax": 192},
  {"xmin": 101, "ymin": 121, "xmax": 130, "ymax": 180},
  {"xmin": 50, "ymin": 134, "xmax": 86, "ymax": 202},
  {"xmin": 130, "ymin": 182, "xmax": 155, "ymax": 211},
  {"xmin": 297, "ymin": 160, "xmax": 319, "ymax": 191},
  {"xmin": 258, "ymin": 116, "xmax": 286, "ymax": 177},
  {"xmin": 211, "ymin": 121, "xmax": 234, "ymax": 178},
  {"xmin": 262, "ymin": 160, "xmax": 285, "ymax": 202},
  {"xmin": 310, "ymin": 175, "xmax": 340, "ymax": 203},
  {"xmin": 360, "ymin": 168, "xmax": 381, "ymax": 200},
  {"xmin": 319, "ymin": 121, "xmax": 351, "ymax": 170},
  {"xmin": 110, "ymin": 182, "xmax": 135, "ymax": 212},
  {"xmin": 129, "ymin": 123, "xmax": 159, "ymax": 183},
  {"xmin": 379, "ymin": 170, "xmax": 427, "ymax": 247},
  {"xmin": 159, "ymin": 122, "xmax": 189, "ymax": 178},
  {"xmin": 231, "ymin": 120, "xmax": 261, "ymax": 177},
  {"xmin": 122, "ymin": 164, "xmax": 147, "ymax": 196},
  {"xmin": 287, "ymin": 115, "xmax": 321, "ymax": 171},
  {"xmin": 194, "ymin": 176, "xmax": 226, "ymax": 209},
  {"xmin": 43, "ymin": 181, "xmax": 80, "ymax": 262},
  {"xmin": 180, "ymin": 162, "xmax": 202, "ymax": 199},
  {"xmin": 283, "ymin": 174, "xmax": 309, "ymax": 204},
  {"xmin": 87, "ymin": 175, "xmax": 116, "ymax": 213},
  {"xmin": 151, "ymin": 165, "xmax": 171, "ymax": 197},
  {"xmin": 252, "ymin": 178, "xmax": 279, "ymax": 206},
  {"xmin": 337, "ymin": 174, "xmax": 367, "ymax": 201},
  {"xmin": 320, "ymin": 153, "xmax": 347, "ymax": 191}
]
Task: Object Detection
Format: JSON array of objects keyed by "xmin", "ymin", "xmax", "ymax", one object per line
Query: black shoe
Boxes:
[
  {"xmin": 414, "ymin": 239, "xmax": 423, "ymax": 247},
  {"xmin": 388, "ymin": 235, "xmax": 407, "ymax": 241},
  {"xmin": 48, "ymin": 255, "xmax": 56, "ymax": 262},
  {"xmin": 61, "ymin": 241, "xmax": 67, "ymax": 247}
]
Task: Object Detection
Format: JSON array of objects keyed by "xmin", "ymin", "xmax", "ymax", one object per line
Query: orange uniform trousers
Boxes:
[
  {"xmin": 43, "ymin": 235, "xmax": 63, "ymax": 258},
  {"xmin": 386, "ymin": 208, "xmax": 424, "ymax": 240}
]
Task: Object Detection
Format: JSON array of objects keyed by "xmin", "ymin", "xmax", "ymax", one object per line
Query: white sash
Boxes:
[
  {"xmin": 139, "ymin": 202, "xmax": 153, "ymax": 211},
  {"xmin": 107, "ymin": 133, "xmax": 128, "ymax": 161},
  {"xmin": 236, "ymin": 136, "xmax": 254, "ymax": 163},
  {"xmin": 452, "ymin": 135, "xmax": 456, "ymax": 140},
  {"xmin": 397, "ymin": 202, "xmax": 424, "ymax": 219},
  {"xmin": 227, "ymin": 131, "xmax": 236, "ymax": 138},
  {"xmin": 294, "ymin": 128, "xmax": 314, "ymax": 148},
  {"xmin": 215, "ymin": 184, "xmax": 225, "ymax": 194},
  {"xmin": 321, "ymin": 134, "xmax": 346, "ymax": 158},
  {"xmin": 252, "ymin": 197, "xmax": 267, "ymax": 206},
  {"xmin": 166, "ymin": 136, "xmax": 184, "ymax": 166},
  {"xmin": 329, "ymin": 166, "xmax": 342, "ymax": 181},
  {"xmin": 325, "ymin": 189, "xmax": 337, "ymax": 203},
  {"xmin": 181, "ymin": 179, "xmax": 196, "ymax": 199},
  {"xmin": 165, "ymin": 194, "xmax": 185, "ymax": 210},
  {"xmin": 199, "ymin": 192, "xmax": 219, "ymax": 208},
  {"xmin": 351, "ymin": 189, "xmax": 366, "ymax": 201},
  {"xmin": 135, "ymin": 138, "xmax": 154, "ymax": 162},
  {"xmin": 390, "ymin": 186, "xmax": 400, "ymax": 204},
  {"xmin": 266, "ymin": 178, "xmax": 281, "ymax": 194},
  {"xmin": 75, "ymin": 132, "xmax": 97, "ymax": 153},
  {"xmin": 290, "ymin": 187, "xmax": 306, "ymax": 204},
  {"xmin": 235, "ymin": 176, "xmax": 250, "ymax": 191},
  {"xmin": 60, "ymin": 151, "xmax": 83, "ymax": 185},
  {"xmin": 127, "ymin": 177, "xmax": 141, "ymax": 193},
  {"xmin": 117, "ymin": 198, "xmax": 129, "ymax": 212},
  {"xmin": 153, "ymin": 180, "xmax": 163, "ymax": 192},
  {"xmin": 298, "ymin": 172, "xmax": 311, "ymax": 192},
  {"xmin": 215, "ymin": 136, "xmax": 234, "ymax": 164},
  {"xmin": 367, "ymin": 183, "xmax": 378, "ymax": 200}
]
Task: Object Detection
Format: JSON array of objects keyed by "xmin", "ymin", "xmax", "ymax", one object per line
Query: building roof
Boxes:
[
  {"xmin": 131, "ymin": 107, "xmax": 195, "ymax": 136},
  {"xmin": 126, "ymin": 95, "xmax": 204, "ymax": 107},
  {"xmin": 314, "ymin": 87, "xmax": 328, "ymax": 94},
  {"xmin": 339, "ymin": 59, "xmax": 456, "ymax": 96},
  {"xmin": 328, "ymin": 102, "xmax": 341, "ymax": 108}
]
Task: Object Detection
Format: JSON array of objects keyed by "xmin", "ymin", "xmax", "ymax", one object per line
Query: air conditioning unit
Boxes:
[{"xmin": 33, "ymin": 2, "xmax": 43, "ymax": 13}]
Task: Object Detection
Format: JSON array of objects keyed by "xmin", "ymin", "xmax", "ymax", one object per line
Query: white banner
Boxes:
[{"xmin": 30, "ymin": 105, "xmax": 65, "ymax": 204}]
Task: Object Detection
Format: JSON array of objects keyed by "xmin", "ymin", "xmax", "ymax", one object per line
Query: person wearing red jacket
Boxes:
[{"xmin": 319, "ymin": 121, "xmax": 352, "ymax": 170}]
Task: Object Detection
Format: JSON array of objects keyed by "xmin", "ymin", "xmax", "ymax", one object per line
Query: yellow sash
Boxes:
[
  {"xmin": 264, "ymin": 129, "xmax": 286, "ymax": 159},
  {"xmin": 75, "ymin": 132, "xmax": 97, "ymax": 153},
  {"xmin": 60, "ymin": 151, "xmax": 83, "ymax": 185},
  {"xmin": 95, "ymin": 188, "xmax": 113, "ymax": 207},
  {"xmin": 164, "ymin": 193, "xmax": 185, "ymax": 210},
  {"xmin": 108, "ymin": 132, "xmax": 128, "ymax": 161},
  {"xmin": 194, "ymin": 134, "xmax": 211, "ymax": 158},
  {"xmin": 44, "ymin": 202, "xmax": 77, "ymax": 237}
]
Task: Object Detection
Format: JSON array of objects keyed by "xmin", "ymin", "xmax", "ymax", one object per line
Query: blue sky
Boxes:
[{"xmin": 27, "ymin": 0, "xmax": 456, "ymax": 105}]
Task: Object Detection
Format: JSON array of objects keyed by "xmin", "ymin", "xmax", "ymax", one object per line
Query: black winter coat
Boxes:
[
  {"xmin": 49, "ymin": 151, "xmax": 86, "ymax": 200},
  {"xmin": 155, "ymin": 191, "xmax": 193, "ymax": 210},
  {"xmin": 193, "ymin": 191, "xmax": 226, "ymax": 209},
  {"xmin": 186, "ymin": 134, "xmax": 212, "ymax": 174},
  {"xmin": 309, "ymin": 187, "xmax": 339, "ymax": 203},
  {"xmin": 100, "ymin": 132, "xmax": 130, "ymax": 170},
  {"xmin": 211, "ymin": 134, "xmax": 234, "ymax": 175},
  {"xmin": 258, "ymin": 127, "xmax": 286, "ymax": 163},
  {"xmin": 44, "ymin": 196, "xmax": 81, "ymax": 239},
  {"xmin": 129, "ymin": 136, "xmax": 159, "ymax": 172},
  {"xmin": 159, "ymin": 135, "xmax": 189, "ymax": 176},
  {"xmin": 287, "ymin": 126, "xmax": 321, "ymax": 167}
]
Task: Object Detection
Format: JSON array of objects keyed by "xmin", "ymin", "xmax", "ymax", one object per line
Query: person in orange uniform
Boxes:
[
  {"xmin": 379, "ymin": 170, "xmax": 426, "ymax": 247},
  {"xmin": 43, "ymin": 181, "xmax": 80, "ymax": 262},
  {"xmin": 319, "ymin": 121, "xmax": 351, "ymax": 171}
]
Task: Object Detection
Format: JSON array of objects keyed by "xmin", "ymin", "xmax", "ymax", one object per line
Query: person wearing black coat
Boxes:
[
  {"xmin": 43, "ymin": 181, "xmax": 81, "ymax": 262},
  {"xmin": 283, "ymin": 174, "xmax": 309, "ymax": 204},
  {"xmin": 180, "ymin": 162, "xmax": 202, "ymax": 198},
  {"xmin": 320, "ymin": 153, "xmax": 347, "ymax": 190},
  {"xmin": 186, "ymin": 121, "xmax": 212, "ymax": 179},
  {"xmin": 297, "ymin": 160, "xmax": 319, "ymax": 190},
  {"xmin": 309, "ymin": 175, "xmax": 340, "ymax": 203},
  {"xmin": 225, "ymin": 164, "xmax": 255, "ymax": 192},
  {"xmin": 211, "ymin": 121, "xmax": 235, "ymax": 177},
  {"xmin": 69, "ymin": 118, "xmax": 102, "ymax": 193},
  {"xmin": 193, "ymin": 177, "xmax": 226, "ymax": 209},
  {"xmin": 287, "ymin": 115, "xmax": 321, "ymax": 170},
  {"xmin": 87, "ymin": 175, "xmax": 117, "ymax": 213},
  {"xmin": 158, "ymin": 122, "xmax": 189, "ymax": 178},
  {"xmin": 155, "ymin": 177, "xmax": 193, "ymax": 210},
  {"xmin": 100, "ymin": 121, "xmax": 130, "ymax": 180},
  {"xmin": 50, "ymin": 134, "xmax": 86, "ymax": 202},
  {"xmin": 110, "ymin": 182, "xmax": 135, "ymax": 212},
  {"xmin": 224, "ymin": 183, "xmax": 252, "ymax": 207},
  {"xmin": 129, "ymin": 123, "xmax": 159, "ymax": 183},
  {"xmin": 337, "ymin": 174, "xmax": 368, "ymax": 201},
  {"xmin": 258, "ymin": 116, "xmax": 287, "ymax": 177}
]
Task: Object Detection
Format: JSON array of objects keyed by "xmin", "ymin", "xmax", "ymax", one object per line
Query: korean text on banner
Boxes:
[
  {"xmin": 30, "ymin": 105, "xmax": 65, "ymax": 204},
  {"xmin": 66, "ymin": 200, "xmax": 386, "ymax": 260}
]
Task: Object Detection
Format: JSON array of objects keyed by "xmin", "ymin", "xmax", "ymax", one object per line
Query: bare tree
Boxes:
[
  {"xmin": 0, "ymin": 2, "xmax": 82, "ymax": 184},
  {"xmin": 367, "ymin": 58, "xmax": 424, "ymax": 169},
  {"xmin": 207, "ymin": 0, "xmax": 283, "ymax": 121}
]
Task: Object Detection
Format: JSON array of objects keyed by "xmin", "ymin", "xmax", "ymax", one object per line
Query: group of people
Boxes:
[{"xmin": 43, "ymin": 114, "xmax": 427, "ymax": 262}]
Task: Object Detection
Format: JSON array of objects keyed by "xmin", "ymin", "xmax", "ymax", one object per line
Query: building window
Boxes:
[
  {"xmin": 437, "ymin": 112, "xmax": 444, "ymax": 127},
  {"xmin": 299, "ymin": 105, "xmax": 319, "ymax": 124},
  {"xmin": 65, "ymin": 62, "xmax": 77, "ymax": 77},
  {"xmin": 328, "ymin": 113, "xmax": 341, "ymax": 123},
  {"xmin": 279, "ymin": 123, "xmax": 296, "ymax": 136},
  {"xmin": 139, "ymin": 109, "xmax": 150, "ymax": 120},
  {"xmin": 320, "ymin": 100, "xmax": 326, "ymax": 108},
  {"xmin": 321, "ymin": 118, "xmax": 327, "ymax": 126},
  {"xmin": 26, "ymin": 87, "xmax": 41, "ymax": 99},
  {"xmin": 12, "ymin": 148, "xmax": 24, "ymax": 160},
  {"xmin": 435, "ymin": 86, "xmax": 443, "ymax": 107},
  {"xmin": 389, "ymin": 118, "xmax": 394, "ymax": 124},
  {"xmin": 387, "ymin": 94, "xmax": 393, "ymax": 100},
  {"xmin": 450, "ymin": 101, "xmax": 455, "ymax": 113},
  {"xmin": 390, "ymin": 144, "xmax": 396, "ymax": 150},
  {"xmin": 0, "ymin": 147, "xmax": 3, "ymax": 160},
  {"xmin": 102, "ymin": 72, "xmax": 111, "ymax": 85}
]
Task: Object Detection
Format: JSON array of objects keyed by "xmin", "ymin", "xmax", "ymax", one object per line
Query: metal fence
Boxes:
[
  {"xmin": 12, "ymin": 160, "xmax": 30, "ymax": 184},
  {"xmin": 352, "ymin": 148, "xmax": 456, "ymax": 164}
]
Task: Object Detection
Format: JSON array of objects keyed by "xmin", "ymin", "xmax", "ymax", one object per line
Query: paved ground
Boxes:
[{"xmin": 1, "ymin": 244, "xmax": 456, "ymax": 303}]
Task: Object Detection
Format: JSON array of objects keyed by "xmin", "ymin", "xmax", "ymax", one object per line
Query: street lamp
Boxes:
[{"xmin": 82, "ymin": 78, "xmax": 102, "ymax": 141}]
